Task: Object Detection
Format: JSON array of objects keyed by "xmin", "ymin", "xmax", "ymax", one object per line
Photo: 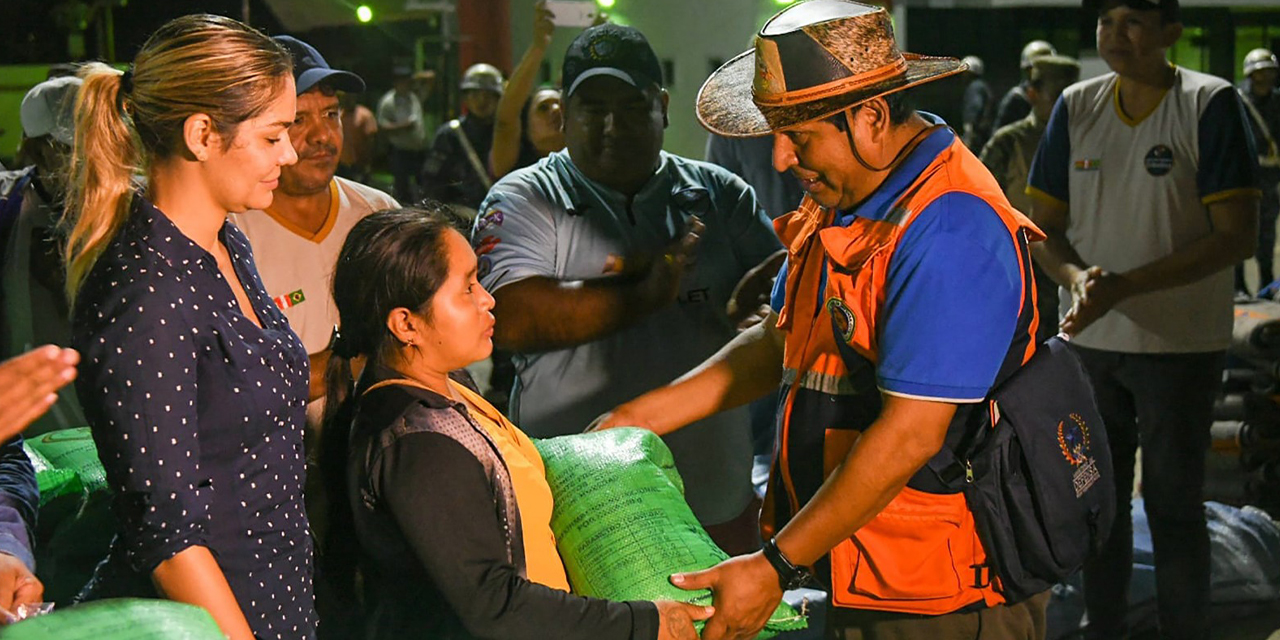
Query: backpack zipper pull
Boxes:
[{"xmin": 965, "ymin": 460, "xmax": 974, "ymax": 483}]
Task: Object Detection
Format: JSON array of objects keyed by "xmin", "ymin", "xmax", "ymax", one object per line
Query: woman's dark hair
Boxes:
[{"xmin": 318, "ymin": 203, "xmax": 468, "ymax": 596}]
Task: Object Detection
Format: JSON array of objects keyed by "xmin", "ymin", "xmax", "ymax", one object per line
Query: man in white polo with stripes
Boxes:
[
  {"xmin": 231, "ymin": 36, "xmax": 398, "ymax": 403},
  {"xmin": 1027, "ymin": 0, "xmax": 1259, "ymax": 637}
]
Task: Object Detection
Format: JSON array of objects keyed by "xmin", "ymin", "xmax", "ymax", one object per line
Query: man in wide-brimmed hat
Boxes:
[
  {"xmin": 595, "ymin": 1, "xmax": 1052, "ymax": 637},
  {"xmin": 1027, "ymin": 0, "xmax": 1260, "ymax": 638}
]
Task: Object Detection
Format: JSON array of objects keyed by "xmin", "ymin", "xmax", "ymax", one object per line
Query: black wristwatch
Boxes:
[{"xmin": 762, "ymin": 537, "xmax": 810, "ymax": 591}]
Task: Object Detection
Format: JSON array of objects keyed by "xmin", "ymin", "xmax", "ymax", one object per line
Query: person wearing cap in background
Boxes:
[
  {"xmin": 0, "ymin": 75, "xmax": 92, "ymax": 624},
  {"xmin": 961, "ymin": 55, "xmax": 995, "ymax": 153},
  {"xmin": 473, "ymin": 22, "xmax": 782, "ymax": 555},
  {"xmin": 982, "ymin": 55, "xmax": 1081, "ymax": 342},
  {"xmin": 594, "ymin": 1, "xmax": 1051, "ymax": 637},
  {"xmin": 377, "ymin": 64, "xmax": 428, "ymax": 203},
  {"xmin": 993, "ymin": 40, "xmax": 1060, "ymax": 131},
  {"xmin": 231, "ymin": 35, "xmax": 398, "ymax": 406},
  {"xmin": 1, "ymin": 74, "xmax": 87, "ymax": 437},
  {"xmin": 421, "ymin": 63, "xmax": 505, "ymax": 215},
  {"xmin": 1026, "ymin": 0, "xmax": 1259, "ymax": 637},
  {"xmin": 1235, "ymin": 48, "xmax": 1280, "ymax": 294}
]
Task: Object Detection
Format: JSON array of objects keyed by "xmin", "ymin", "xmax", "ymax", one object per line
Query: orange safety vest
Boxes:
[{"xmin": 764, "ymin": 136, "xmax": 1045, "ymax": 615}]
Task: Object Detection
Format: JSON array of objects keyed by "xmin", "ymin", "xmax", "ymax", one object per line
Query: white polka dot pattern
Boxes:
[{"xmin": 72, "ymin": 197, "xmax": 315, "ymax": 639}]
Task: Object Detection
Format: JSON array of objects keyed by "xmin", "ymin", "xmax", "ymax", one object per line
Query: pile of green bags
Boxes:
[
  {"xmin": 23, "ymin": 428, "xmax": 116, "ymax": 604},
  {"xmin": 535, "ymin": 428, "xmax": 807, "ymax": 638},
  {"xmin": 4, "ymin": 598, "xmax": 224, "ymax": 639}
]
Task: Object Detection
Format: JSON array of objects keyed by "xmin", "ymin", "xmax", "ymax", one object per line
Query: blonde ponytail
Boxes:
[
  {"xmin": 65, "ymin": 62, "xmax": 139, "ymax": 305},
  {"xmin": 62, "ymin": 14, "xmax": 291, "ymax": 305}
]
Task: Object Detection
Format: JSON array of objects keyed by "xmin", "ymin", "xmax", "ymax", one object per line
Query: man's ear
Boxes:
[
  {"xmin": 858, "ymin": 97, "xmax": 892, "ymax": 139},
  {"xmin": 182, "ymin": 113, "xmax": 220, "ymax": 162},
  {"xmin": 1161, "ymin": 21, "xmax": 1183, "ymax": 48},
  {"xmin": 660, "ymin": 88, "xmax": 670, "ymax": 129}
]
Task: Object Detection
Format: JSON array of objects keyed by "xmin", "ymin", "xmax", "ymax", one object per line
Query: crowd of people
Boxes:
[{"xmin": 0, "ymin": 0, "xmax": 1277, "ymax": 639}]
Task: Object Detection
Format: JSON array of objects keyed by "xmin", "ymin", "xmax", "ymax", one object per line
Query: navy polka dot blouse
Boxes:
[{"xmin": 73, "ymin": 196, "xmax": 315, "ymax": 639}]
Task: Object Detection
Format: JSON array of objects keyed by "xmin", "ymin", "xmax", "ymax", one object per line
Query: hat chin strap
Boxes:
[{"xmin": 843, "ymin": 106, "xmax": 942, "ymax": 174}]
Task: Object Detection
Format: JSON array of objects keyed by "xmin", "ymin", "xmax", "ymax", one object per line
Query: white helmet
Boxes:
[
  {"xmin": 1244, "ymin": 48, "xmax": 1278, "ymax": 78},
  {"xmin": 1020, "ymin": 40, "xmax": 1057, "ymax": 70},
  {"xmin": 962, "ymin": 55, "xmax": 985, "ymax": 76}
]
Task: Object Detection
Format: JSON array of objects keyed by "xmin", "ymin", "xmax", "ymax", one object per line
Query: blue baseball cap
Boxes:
[{"xmin": 274, "ymin": 35, "xmax": 366, "ymax": 95}]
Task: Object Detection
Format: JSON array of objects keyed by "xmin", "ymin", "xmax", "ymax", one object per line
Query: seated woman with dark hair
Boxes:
[{"xmin": 318, "ymin": 206, "xmax": 709, "ymax": 640}]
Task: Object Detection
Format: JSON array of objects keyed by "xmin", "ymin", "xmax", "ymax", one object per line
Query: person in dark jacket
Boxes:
[{"xmin": 318, "ymin": 206, "xmax": 711, "ymax": 640}]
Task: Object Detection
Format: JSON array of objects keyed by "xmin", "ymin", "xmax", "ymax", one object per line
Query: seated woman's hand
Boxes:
[{"xmin": 654, "ymin": 600, "xmax": 714, "ymax": 640}]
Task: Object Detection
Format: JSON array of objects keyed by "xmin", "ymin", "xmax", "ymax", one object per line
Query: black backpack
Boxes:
[{"xmin": 927, "ymin": 335, "xmax": 1116, "ymax": 604}]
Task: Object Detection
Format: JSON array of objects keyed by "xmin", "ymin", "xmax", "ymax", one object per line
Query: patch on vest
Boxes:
[
  {"xmin": 1144, "ymin": 145, "xmax": 1174, "ymax": 176},
  {"xmin": 1059, "ymin": 412, "xmax": 1101, "ymax": 498},
  {"xmin": 825, "ymin": 297, "xmax": 856, "ymax": 343},
  {"xmin": 274, "ymin": 289, "xmax": 305, "ymax": 310}
]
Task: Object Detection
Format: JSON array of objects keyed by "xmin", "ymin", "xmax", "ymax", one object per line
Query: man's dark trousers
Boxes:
[{"xmin": 1072, "ymin": 346, "xmax": 1224, "ymax": 640}]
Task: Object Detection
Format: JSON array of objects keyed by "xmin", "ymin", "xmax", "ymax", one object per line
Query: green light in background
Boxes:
[
  {"xmin": 597, "ymin": 0, "xmax": 615, "ymax": 8},
  {"xmin": 774, "ymin": 0, "xmax": 796, "ymax": 4},
  {"xmin": 356, "ymin": 5, "xmax": 373, "ymax": 22}
]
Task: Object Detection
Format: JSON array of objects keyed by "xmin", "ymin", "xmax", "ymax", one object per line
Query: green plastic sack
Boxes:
[
  {"xmin": 2, "ymin": 598, "xmax": 225, "ymax": 639},
  {"xmin": 22, "ymin": 428, "xmax": 116, "ymax": 605},
  {"xmin": 23, "ymin": 441, "xmax": 83, "ymax": 506},
  {"xmin": 535, "ymin": 428, "xmax": 807, "ymax": 638},
  {"xmin": 25, "ymin": 427, "xmax": 107, "ymax": 493}
]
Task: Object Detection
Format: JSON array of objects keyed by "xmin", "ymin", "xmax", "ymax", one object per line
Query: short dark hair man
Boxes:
[
  {"xmin": 473, "ymin": 23, "xmax": 783, "ymax": 553},
  {"xmin": 1027, "ymin": 0, "xmax": 1260, "ymax": 637},
  {"xmin": 595, "ymin": 1, "xmax": 1050, "ymax": 637}
]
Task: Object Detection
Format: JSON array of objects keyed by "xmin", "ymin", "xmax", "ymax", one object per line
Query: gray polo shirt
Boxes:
[{"xmin": 473, "ymin": 150, "xmax": 782, "ymax": 524}]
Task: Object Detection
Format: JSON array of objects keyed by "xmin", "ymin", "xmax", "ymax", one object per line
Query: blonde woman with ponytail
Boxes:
[{"xmin": 66, "ymin": 15, "xmax": 314, "ymax": 640}]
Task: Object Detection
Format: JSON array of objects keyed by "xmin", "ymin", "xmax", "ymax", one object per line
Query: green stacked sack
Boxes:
[
  {"xmin": 23, "ymin": 443, "xmax": 81, "ymax": 506},
  {"xmin": 3, "ymin": 598, "xmax": 225, "ymax": 639},
  {"xmin": 22, "ymin": 428, "xmax": 116, "ymax": 604},
  {"xmin": 25, "ymin": 427, "xmax": 107, "ymax": 496},
  {"xmin": 535, "ymin": 428, "xmax": 807, "ymax": 639}
]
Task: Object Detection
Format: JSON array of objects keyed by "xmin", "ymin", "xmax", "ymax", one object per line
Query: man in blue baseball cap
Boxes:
[{"xmin": 231, "ymin": 35, "xmax": 397, "ymax": 403}]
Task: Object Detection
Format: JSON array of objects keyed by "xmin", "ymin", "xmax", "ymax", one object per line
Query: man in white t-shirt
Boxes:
[
  {"xmin": 1027, "ymin": 0, "xmax": 1259, "ymax": 637},
  {"xmin": 231, "ymin": 36, "xmax": 399, "ymax": 402}
]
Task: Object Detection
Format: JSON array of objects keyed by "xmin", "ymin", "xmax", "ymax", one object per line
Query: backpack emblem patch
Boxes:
[
  {"xmin": 825, "ymin": 297, "xmax": 856, "ymax": 343},
  {"xmin": 1059, "ymin": 413, "xmax": 1101, "ymax": 497}
]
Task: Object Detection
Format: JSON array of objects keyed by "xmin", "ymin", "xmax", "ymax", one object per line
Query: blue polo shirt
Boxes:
[{"xmin": 772, "ymin": 118, "xmax": 1022, "ymax": 402}]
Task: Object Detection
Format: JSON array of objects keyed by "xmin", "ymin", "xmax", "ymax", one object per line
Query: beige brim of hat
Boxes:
[{"xmin": 697, "ymin": 49, "xmax": 969, "ymax": 138}]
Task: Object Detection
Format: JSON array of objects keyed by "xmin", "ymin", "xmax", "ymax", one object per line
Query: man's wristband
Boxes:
[{"xmin": 761, "ymin": 537, "xmax": 809, "ymax": 591}]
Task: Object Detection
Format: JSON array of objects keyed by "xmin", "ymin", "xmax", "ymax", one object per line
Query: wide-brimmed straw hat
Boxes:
[{"xmin": 697, "ymin": 0, "xmax": 967, "ymax": 137}]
